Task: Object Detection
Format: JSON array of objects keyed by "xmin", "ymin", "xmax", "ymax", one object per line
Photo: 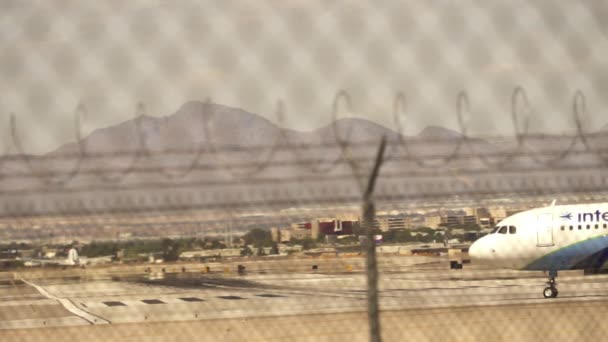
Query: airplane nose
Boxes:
[
  {"xmin": 468, "ymin": 238, "xmax": 488, "ymax": 264},
  {"xmin": 469, "ymin": 240, "xmax": 481, "ymax": 261}
]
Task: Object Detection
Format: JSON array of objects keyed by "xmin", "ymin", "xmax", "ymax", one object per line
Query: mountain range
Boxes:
[{"xmin": 50, "ymin": 101, "xmax": 463, "ymax": 155}]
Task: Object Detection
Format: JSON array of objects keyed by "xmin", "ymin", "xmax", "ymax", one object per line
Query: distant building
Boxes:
[
  {"xmin": 451, "ymin": 228, "xmax": 465, "ymax": 236},
  {"xmin": 489, "ymin": 208, "xmax": 507, "ymax": 220},
  {"xmin": 506, "ymin": 209, "xmax": 524, "ymax": 217},
  {"xmin": 425, "ymin": 215, "xmax": 442, "ymax": 229},
  {"xmin": 384, "ymin": 217, "xmax": 405, "ymax": 230},
  {"xmin": 442, "ymin": 215, "xmax": 461, "ymax": 228},
  {"xmin": 404, "ymin": 215, "xmax": 424, "ymax": 228},
  {"xmin": 317, "ymin": 220, "xmax": 355, "ymax": 235},
  {"xmin": 372, "ymin": 219, "xmax": 385, "ymax": 231},
  {"xmin": 278, "ymin": 244, "xmax": 303, "ymax": 255},
  {"xmin": 475, "ymin": 207, "xmax": 491, "ymax": 218},
  {"xmin": 280, "ymin": 230, "xmax": 291, "ymax": 243},
  {"xmin": 180, "ymin": 248, "xmax": 241, "ymax": 260},
  {"xmin": 290, "ymin": 228, "xmax": 310, "ymax": 240},
  {"xmin": 374, "ymin": 217, "xmax": 407, "ymax": 231},
  {"xmin": 291, "ymin": 222, "xmax": 312, "ymax": 230},
  {"xmin": 311, "ymin": 221, "xmax": 319, "ymax": 240},
  {"xmin": 463, "ymin": 208, "xmax": 476, "ymax": 216},
  {"xmin": 43, "ymin": 249, "xmax": 58, "ymax": 259},
  {"xmin": 271, "ymin": 227, "xmax": 280, "ymax": 242},
  {"xmin": 462, "ymin": 215, "xmax": 477, "ymax": 226},
  {"xmin": 478, "ymin": 217, "xmax": 494, "ymax": 228}
]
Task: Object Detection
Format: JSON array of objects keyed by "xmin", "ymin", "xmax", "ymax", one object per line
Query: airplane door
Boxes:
[{"xmin": 537, "ymin": 213, "xmax": 554, "ymax": 247}]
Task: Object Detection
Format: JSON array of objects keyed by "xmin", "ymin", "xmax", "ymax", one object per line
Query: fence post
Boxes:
[{"xmin": 363, "ymin": 136, "xmax": 387, "ymax": 342}]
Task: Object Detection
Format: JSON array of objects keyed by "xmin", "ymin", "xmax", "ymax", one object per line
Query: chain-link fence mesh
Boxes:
[{"xmin": 2, "ymin": 1, "xmax": 608, "ymax": 341}]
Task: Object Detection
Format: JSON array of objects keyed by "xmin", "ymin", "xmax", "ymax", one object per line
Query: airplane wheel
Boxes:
[{"xmin": 543, "ymin": 286, "xmax": 557, "ymax": 299}]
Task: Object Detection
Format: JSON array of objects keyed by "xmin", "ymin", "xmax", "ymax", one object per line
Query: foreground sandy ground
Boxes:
[{"xmin": 2, "ymin": 300, "xmax": 606, "ymax": 342}]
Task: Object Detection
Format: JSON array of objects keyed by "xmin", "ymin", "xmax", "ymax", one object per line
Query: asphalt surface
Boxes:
[{"xmin": 1, "ymin": 256, "xmax": 608, "ymax": 341}]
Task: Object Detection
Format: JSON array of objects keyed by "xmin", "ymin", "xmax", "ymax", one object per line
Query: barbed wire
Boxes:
[
  {"xmin": 156, "ymin": 101, "xmax": 209, "ymax": 180},
  {"xmin": 9, "ymin": 105, "xmax": 88, "ymax": 187},
  {"xmin": 95, "ymin": 103, "xmax": 150, "ymax": 184},
  {"xmin": 2, "ymin": 88, "xmax": 608, "ymax": 217},
  {"xmin": 11, "ymin": 87, "xmax": 608, "ymax": 172}
]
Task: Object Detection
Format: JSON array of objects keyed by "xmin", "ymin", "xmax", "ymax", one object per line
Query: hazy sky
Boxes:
[{"xmin": 1, "ymin": 0, "xmax": 608, "ymax": 153}]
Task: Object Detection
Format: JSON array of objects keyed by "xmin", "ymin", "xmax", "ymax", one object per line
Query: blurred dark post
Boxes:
[{"xmin": 363, "ymin": 136, "xmax": 387, "ymax": 342}]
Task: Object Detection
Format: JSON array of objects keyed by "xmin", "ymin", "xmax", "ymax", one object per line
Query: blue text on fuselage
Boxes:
[{"xmin": 578, "ymin": 210, "xmax": 608, "ymax": 222}]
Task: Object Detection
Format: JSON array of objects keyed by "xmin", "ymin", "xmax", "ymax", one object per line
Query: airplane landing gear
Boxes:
[
  {"xmin": 543, "ymin": 270, "xmax": 558, "ymax": 299},
  {"xmin": 543, "ymin": 285, "xmax": 558, "ymax": 298}
]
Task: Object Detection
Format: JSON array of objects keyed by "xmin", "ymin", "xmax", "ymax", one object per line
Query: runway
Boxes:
[
  {"xmin": 2, "ymin": 256, "xmax": 608, "ymax": 341},
  {"xmin": 4, "ymin": 300, "xmax": 608, "ymax": 342}
]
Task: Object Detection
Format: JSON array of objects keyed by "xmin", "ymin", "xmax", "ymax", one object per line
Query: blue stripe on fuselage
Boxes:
[{"xmin": 523, "ymin": 235, "xmax": 608, "ymax": 271}]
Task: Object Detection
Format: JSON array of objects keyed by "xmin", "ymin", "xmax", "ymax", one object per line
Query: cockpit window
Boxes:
[
  {"xmin": 491, "ymin": 226, "xmax": 501, "ymax": 234},
  {"xmin": 509, "ymin": 226, "xmax": 516, "ymax": 234},
  {"xmin": 498, "ymin": 226, "xmax": 508, "ymax": 234}
]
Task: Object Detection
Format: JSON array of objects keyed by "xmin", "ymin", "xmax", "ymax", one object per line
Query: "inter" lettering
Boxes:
[{"xmin": 577, "ymin": 210, "xmax": 608, "ymax": 222}]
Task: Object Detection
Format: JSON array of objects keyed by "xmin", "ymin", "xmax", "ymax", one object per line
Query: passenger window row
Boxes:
[{"xmin": 561, "ymin": 224, "xmax": 608, "ymax": 231}]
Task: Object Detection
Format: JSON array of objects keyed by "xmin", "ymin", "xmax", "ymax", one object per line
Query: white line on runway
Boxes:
[{"xmin": 20, "ymin": 279, "xmax": 110, "ymax": 325}]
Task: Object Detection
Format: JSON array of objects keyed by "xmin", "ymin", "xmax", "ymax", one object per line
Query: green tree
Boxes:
[
  {"xmin": 395, "ymin": 229, "xmax": 412, "ymax": 242},
  {"xmin": 1, "ymin": 260, "xmax": 24, "ymax": 268},
  {"xmin": 80, "ymin": 241, "xmax": 120, "ymax": 258},
  {"xmin": 300, "ymin": 237, "xmax": 316, "ymax": 250},
  {"xmin": 463, "ymin": 223, "xmax": 481, "ymax": 231},
  {"xmin": 161, "ymin": 238, "xmax": 180, "ymax": 262},
  {"xmin": 270, "ymin": 243, "xmax": 279, "ymax": 255},
  {"xmin": 242, "ymin": 228, "xmax": 273, "ymax": 248},
  {"xmin": 336, "ymin": 236, "xmax": 359, "ymax": 245}
]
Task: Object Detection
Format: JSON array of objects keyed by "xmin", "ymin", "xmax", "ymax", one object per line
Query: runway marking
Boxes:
[
  {"xmin": 218, "ymin": 295, "xmax": 244, "ymax": 300},
  {"xmin": 103, "ymin": 301, "xmax": 126, "ymax": 307},
  {"xmin": 141, "ymin": 299, "xmax": 165, "ymax": 305},
  {"xmin": 179, "ymin": 297, "xmax": 204, "ymax": 302},
  {"xmin": 20, "ymin": 279, "xmax": 110, "ymax": 325},
  {"xmin": 256, "ymin": 294, "xmax": 285, "ymax": 298}
]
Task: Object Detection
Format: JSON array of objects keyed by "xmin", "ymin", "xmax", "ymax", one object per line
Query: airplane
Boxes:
[
  {"xmin": 469, "ymin": 201, "xmax": 608, "ymax": 298},
  {"xmin": 20, "ymin": 248, "xmax": 81, "ymax": 267}
]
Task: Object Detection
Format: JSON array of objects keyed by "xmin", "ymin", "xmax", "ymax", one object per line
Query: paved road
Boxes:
[{"xmin": 2, "ymin": 256, "xmax": 608, "ymax": 341}]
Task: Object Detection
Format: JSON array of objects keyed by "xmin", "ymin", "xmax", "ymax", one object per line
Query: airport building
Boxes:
[
  {"xmin": 425, "ymin": 215, "xmax": 442, "ymax": 229},
  {"xmin": 291, "ymin": 222, "xmax": 312, "ymax": 230},
  {"xmin": 317, "ymin": 220, "xmax": 356, "ymax": 235},
  {"xmin": 373, "ymin": 217, "xmax": 407, "ymax": 231},
  {"xmin": 271, "ymin": 227, "xmax": 280, "ymax": 242},
  {"xmin": 478, "ymin": 217, "xmax": 493, "ymax": 228},
  {"xmin": 424, "ymin": 212, "xmax": 489, "ymax": 229},
  {"xmin": 506, "ymin": 209, "xmax": 524, "ymax": 217},
  {"xmin": 475, "ymin": 207, "xmax": 491, "ymax": 218},
  {"xmin": 442, "ymin": 215, "xmax": 462, "ymax": 228},
  {"xmin": 277, "ymin": 219, "xmax": 361, "ymax": 240},
  {"xmin": 272, "ymin": 227, "xmax": 311, "ymax": 243},
  {"xmin": 462, "ymin": 215, "xmax": 477, "ymax": 226},
  {"xmin": 489, "ymin": 208, "xmax": 507, "ymax": 221}
]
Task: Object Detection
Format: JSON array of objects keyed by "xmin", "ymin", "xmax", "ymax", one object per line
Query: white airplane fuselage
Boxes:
[{"xmin": 469, "ymin": 203, "xmax": 608, "ymax": 272}]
